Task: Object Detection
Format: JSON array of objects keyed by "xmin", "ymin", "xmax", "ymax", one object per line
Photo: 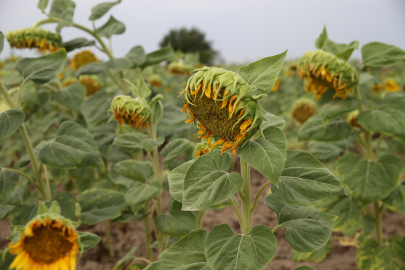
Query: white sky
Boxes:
[{"xmin": 0, "ymin": 0, "xmax": 404, "ymax": 63}]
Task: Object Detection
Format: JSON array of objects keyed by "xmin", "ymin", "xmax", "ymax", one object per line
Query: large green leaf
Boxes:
[
  {"xmin": 272, "ymin": 150, "xmax": 346, "ymax": 205},
  {"xmin": 78, "ymin": 232, "xmax": 101, "ymax": 252},
  {"xmin": 205, "ymin": 224, "xmax": 277, "ymax": 270},
  {"xmin": 81, "ymin": 90, "xmax": 113, "ymax": 127},
  {"xmin": 113, "ymin": 160, "xmax": 153, "ymax": 182},
  {"xmin": 0, "ymin": 170, "xmax": 19, "ymax": 219},
  {"xmin": 265, "ymin": 193, "xmax": 336, "ymax": 252},
  {"xmin": 383, "ymin": 182, "xmax": 405, "ymax": 214},
  {"xmin": 357, "ymin": 236, "xmax": 405, "ymax": 270},
  {"xmin": 52, "ymin": 191, "xmax": 75, "ymax": 220},
  {"xmin": 50, "ymin": 0, "xmax": 75, "ymax": 18},
  {"xmin": 15, "ymin": 49, "xmax": 67, "ymax": 84},
  {"xmin": 56, "ymin": 6, "xmax": 74, "ymax": 32},
  {"xmin": 37, "ymin": 0, "xmax": 50, "ymax": 12},
  {"xmin": 291, "ymin": 241, "xmax": 332, "ymax": 262},
  {"xmin": 96, "ymin": 15, "xmax": 125, "ymax": 38},
  {"xmin": 312, "ymin": 195, "xmax": 361, "ymax": 231},
  {"xmin": 157, "ymin": 104, "xmax": 193, "ymax": 137},
  {"xmin": 260, "ymin": 112, "xmax": 285, "ymax": 130},
  {"xmin": 238, "ymin": 50, "xmax": 287, "ymax": 97},
  {"xmin": 39, "ymin": 121, "xmax": 104, "ymax": 169},
  {"xmin": 161, "ymin": 138, "xmax": 194, "ymax": 166},
  {"xmin": 361, "ymin": 42, "xmax": 405, "ymax": 69},
  {"xmin": 238, "ymin": 126, "xmax": 286, "ymax": 187},
  {"xmin": 9, "ymin": 204, "xmax": 38, "ymax": 226},
  {"xmin": 125, "ymin": 181, "xmax": 161, "ymax": 214},
  {"xmin": 76, "ymin": 62, "xmax": 107, "ymax": 76},
  {"xmin": 61, "ymin": 38, "xmax": 95, "ymax": 52},
  {"xmin": 53, "ymin": 83, "xmax": 85, "ymax": 112},
  {"xmin": 357, "ymin": 93, "xmax": 405, "ymax": 141},
  {"xmin": 315, "ymin": 26, "xmax": 358, "ymax": 61},
  {"xmin": 130, "ymin": 77, "xmax": 151, "ymax": 98},
  {"xmin": 140, "ymin": 44, "xmax": 174, "ymax": 68},
  {"xmin": 89, "ymin": 0, "xmax": 121, "ymax": 20},
  {"xmin": 155, "ymin": 210, "xmax": 198, "ymax": 238},
  {"xmin": 0, "ymin": 109, "xmax": 25, "ymax": 144},
  {"xmin": 308, "ymin": 141, "xmax": 347, "ymax": 163},
  {"xmin": 298, "ymin": 115, "xmax": 351, "ymax": 142},
  {"xmin": 168, "ymin": 159, "xmax": 195, "ymax": 203},
  {"xmin": 145, "ymin": 230, "xmax": 210, "ymax": 270},
  {"xmin": 337, "ymin": 152, "xmax": 404, "ymax": 205},
  {"xmin": 77, "ymin": 189, "xmax": 127, "ymax": 225},
  {"xmin": 317, "ymin": 89, "xmax": 360, "ymax": 121},
  {"xmin": 182, "ymin": 152, "xmax": 243, "ymax": 211},
  {"xmin": 113, "ymin": 132, "xmax": 148, "ymax": 154},
  {"xmin": 105, "ymin": 46, "xmax": 146, "ymax": 71},
  {"xmin": 142, "ymin": 136, "xmax": 165, "ymax": 153}
]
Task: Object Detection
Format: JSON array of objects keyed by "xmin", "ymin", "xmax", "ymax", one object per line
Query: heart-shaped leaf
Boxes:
[
  {"xmin": 317, "ymin": 89, "xmax": 360, "ymax": 121},
  {"xmin": 161, "ymin": 138, "xmax": 194, "ymax": 166},
  {"xmin": 89, "ymin": 0, "xmax": 121, "ymax": 20},
  {"xmin": 53, "ymin": 83, "xmax": 85, "ymax": 112},
  {"xmin": 155, "ymin": 210, "xmax": 198, "ymax": 238},
  {"xmin": 362, "ymin": 42, "xmax": 405, "ymax": 69},
  {"xmin": 113, "ymin": 160, "xmax": 153, "ymax": 182},
  {"xmin": 78, "ymin": 232, "xmax": 101, "ymax": 252},
  {"xmin": 96, "ymin": 15, "xmax": 125, "ymax": 38},
  {"xmin": 168, "ymin": 159, "xmax": 195, "ymax": 203},
  {"xmin": 113, "ymin": 132, "xmax": 148, "ymax": 154},
  {"xmin": 61, "ymin": 38, "xmax": 95, "ymax": 52},
  {"xmin": 298, "ymin": 115, "xmax": 351, "ymax": 142},
  {"xmin": 383, "ymin": 182, "xmax": 405, "ymax": 214},
  {"xmin": 125, "ymin": 181, "xmax": 161, "ymax": 214},
  {"xmin": 0, "ymin": 109, "xmax": 25, "ymax": 144}
]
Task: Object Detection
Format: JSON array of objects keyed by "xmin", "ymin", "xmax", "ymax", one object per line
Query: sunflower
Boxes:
[
  {"xmin": 6, "ymin": 27, "xmax": 61, "ymax": 53},
  {"xmin": 347, "ymin": 110, "xmax": 362, "ymax": 130},
  {"xmin": 110, "ymin": 95, "xmax": 151, "ymax": 130},
  {"xmin": 79, "ymin": 75, "xmax": 100, "ymax": 97},
  {"xmin": 371, "ymin": 83, "xmax": 383, "ymax": 94},
  {"xmin": 194, "ymin": 141, "xmax": 212, "ymax": 158},
  {"xmin": 181, "ymin": 67, "xmax": 263, "ymax": 155},
  {"xmin": 290, "ymin": 98, "xmax": 317, "ymax": 126},
  {"xmin": 61, "ymin": 77, "xmax": 77, "ymax": 88},
  {"xmin": 9, "ymin": 215, "xmax": 78, "ymax": 270},
  {"xmin": 168, "ymin": 62, "xmax": 192, "ymax": 76},
  {"xmin": 148, "ymin": 74, "xmax": 163, "ymax": 87},
  {"xmin": 384, "ymin": 79, "xmax": 400, "ymax": 93},
  {"xmin": 70, "ymin": 50, "xmax": 99, "ymax": 71},
  {"xmin": 299, "ymin": 50, "xmax": 358, "ymax": 99},
  {"xmin": 271, "ymin": 78, "xmax": 280, "ymax": 92}
]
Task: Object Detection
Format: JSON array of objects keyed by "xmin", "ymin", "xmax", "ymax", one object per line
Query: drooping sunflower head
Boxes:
[
  {"xmin": 347, "ymin": 110, "xmax": 362, "ymax": 130},
  {"xmin": 384, "ymin": 79, "xmax": 399, "ymax": 93},
  {"xmin": 110, "ymin": 95, "xmax": 151, "ymax": 130},
  {"xmin": 299, "ymin": 50, "xmax": 358, "ymax": 99},
  {"xmin": 168, "ymin": 62, "xmax": 192, "ymax": 76},
  {"xmin": 371, "ymin": 83, "xmax": 383, "ymax": 94},
  {"xmin": 290, "ymin": 98, "xmax": 317, "ymax": 126},
  {"xmin": 6, "ymin": 27, "xmax": 62, "ymax": 53},
  {"xmin": 78, "ymin": 75, "xmax": 100, "ymax": 97},
  {"xmin": 271, "ymin": 78, "xmax": 280, "ymax": 92},
  {"xmin": 149, "ymin": 74, "xmax": 163, "ymax": 87},
  {"xmin": 194, "ymin": 141, "xmax": 212, "ymax": 158},
  {"xmin": 70, "ymin": 50, "xmax": 99, "ymax": 71},
  {"xmin": 181, "ymin": 67, "xmax": 263, "ymax": 154},
  {"xmin": 9, "ymin": 214, "xmax": 79, "ymax": 270}
]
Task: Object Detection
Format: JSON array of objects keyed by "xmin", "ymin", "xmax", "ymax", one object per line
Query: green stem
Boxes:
[
  {"xmin": 104, "ymin": 220, "xmax": 115, "ymax": 257},
  {"xmin": 374, "ymin": 202, "xmax": 383, "ymax": 245},
  {"xmin": 197, "ymin": 209, "xmax": 207, "ymax": 229},
  {"xmin": 0, "ymin": 167, "xmax": 38, "ymax": 188},
  {"xmin": 144, "ymin": 203, "xmax": 153, "ymax": 261},
  {"xmin": 250, "ymin": 181, "xmax": 271, "ymax": 213},
  {"xmin": 0, "ymin": 80, "xmax": 50, "ymax": 201},
  {"xmin": 272, "ymin": 225, "xmax": 281, "ymax": 233},
  {"xmin": 229, "ymin": 198, "xmax": 243, "ymax": 226},
  {"xmin": 43, "ymin": 164, "xmax": 52, "ymax": 199},
  {"xmin": 375, "ymin": 134, "xmax": 384, "ymax": 158},
  {"xmin": 240, "ymin": 158, "xmax": 252, "ymax": 234}
]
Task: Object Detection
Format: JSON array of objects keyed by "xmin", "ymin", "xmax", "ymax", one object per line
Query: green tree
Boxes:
[{"xmin": 159, "ymin": 28, "xmax": 218, "ymax": 64}]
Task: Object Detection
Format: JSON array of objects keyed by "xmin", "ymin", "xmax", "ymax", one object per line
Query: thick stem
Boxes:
[
  {"xmin": 240, "ymin": 158, "xmax": 252, "ymax": 234},
  {"xmin": 0, "ymin": 80, "xmax": 50, "ymax": 201},
  {"xmin": 143, "ymin": 203, "xmax": 153, "ymax": 261},
  {"xmin": 104, "ymin": 220, "xmax": 114, "ymax": 257},
  {"xmin": 43, "ymin": 164, "xmax": 52, "ymax": 199},
  {"xmin": 374, "ymin": 202, "xmax": 383, "ymax": 245}
]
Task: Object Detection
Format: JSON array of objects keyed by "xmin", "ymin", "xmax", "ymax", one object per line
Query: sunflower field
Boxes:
[{"xmin": 1, "ymin": 1, "xmax": 405, "ymax": 270}]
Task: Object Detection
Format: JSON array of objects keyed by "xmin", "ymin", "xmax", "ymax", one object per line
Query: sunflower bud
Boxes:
[
  {"xmin": 110, "ymin": 95, "xmax": 151, "ymax": 130},
  {"xmin": 168, "ymin": 61, "xmax": 192, "ymax": 75},
  {"xmin": 384, "ymin": 79, "xmax": 399, "ymax": 93},
  {"xmin": 299, "ymin": 50, "xmax": 358, "ymax": 99},
  {"xmin": 78, "ymin": 75, "xmax": 100, "ymax": 97},
  {"xmin": 6, "ymin": 27, "xmax": 61, "ymax": 53},
  {"xmin": 290, "ymin": 98, "xmax": 317, "ymax": 126},
  {"xmin": 182, "ymin": 66, "xmax": 263, "ymax": 155},
  {"xmin": 149, "ymin": 74, "xmax": 163, "ymax": 87},
  {"xmin": 9, "ymin": 213, "xmax": 79, "ymax": 270},
  {"xmin": 347, "ymin": 110, "xmax": 363, "ymax": 130},
  {"xmin": 70, "ymin": 50, "xmax": 99, "ymax": 71}
]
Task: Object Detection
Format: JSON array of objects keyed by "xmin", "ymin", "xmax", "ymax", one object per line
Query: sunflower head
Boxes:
[
  {"xmin": 168, "ymin": 62, "xmax": 192, "ymax": 75},
  {"xmin": 6, "ymin": 27, "xmax": 61, "ymax": 53},
  {"xmin": 299, "ymin": 50, "xmax": 358, "ymax": 99},
  {"xmin": 371, "ymin": 83, "xmax": 383, "ymax": 94},
  {"xmin": 290, "ymin": 98, "xmax": 317, "ymax": 126},
  {"xmin": 110, "ymin": 95, "xmax": 151, "ymax": 130},
  {"xmin": 181, "ymin": 66, "xmax": 263, "ymax": 154},
  {"xmin": 70, "ymin": 50, "xmax": 99, "ymax": 71},
  {"xmin": 271, "ymin": 78, "xmax": 280, "ymax": 92},
  {"xmin": 384, "ymin": 79, "xmax": 399, "ymax": 93},
  {"xmin": 347, "ymin": 110, "xmax": 362, "ymax": 130},
  {"xmin": 194, "ymin": 141, "xmax": 212, "ymax": 158},
  {"xmin": 78, "ymin": 75, "xmax": 100, "ymax": 97},
  {"xmin": 149, "ymin": 74, "xmax": 163, "ymax": 87},
  {"xmin": 9, "ymin": 209, "xmax": 79, "ymax": 270}
]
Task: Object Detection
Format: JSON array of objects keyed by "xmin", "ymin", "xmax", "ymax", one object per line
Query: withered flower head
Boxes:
[
  {"xmin": 149, "ymin": 74, "xmax": 163, "ymax": 87},
  {"xmin": 6, "ymin": 27, "xmax": 61, "ymax": 53},
  {"xmin": 79, "ymin": 75, "xmax": 100, "ymax": 97},
  {"xmin": 9, "ymin": 214, "xmax": 79, "ymax": 270},
  {"xmin": 181, "ymin": 67, "xmax": 263, "ymax": 154},
  {"xmin": 70, "ymin": 50, "xmax": 99, "ymax": 71},
  {"xmin": 299, "ymin": 50, "xmax": 358, "ymax": 99},
  {"xmin": 347, "ymin": 110, "xmax": 362, "ymax": 130},
  {"xmin": 290, "ymin": 98, "xmax": 317, "ymax": 125},
  {"xmin": 384, "ymin": 79, "xmax": 400, "ymax": 93},
  {"xmin": 110, "ymin": 95, "xmax": 151, "ymax": 130},
  {"xmin": 168, "ymin": 62, "xmax": 192, "ymax": 76}
]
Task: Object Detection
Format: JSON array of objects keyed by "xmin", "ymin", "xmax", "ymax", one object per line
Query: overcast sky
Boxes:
[{"xmin": 1, "ymin": 0, "xmax": 404, "ymax": 63}]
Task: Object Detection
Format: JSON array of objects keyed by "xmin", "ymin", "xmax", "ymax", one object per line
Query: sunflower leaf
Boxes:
[
  {"xmin": 0, "ymin": 109, "xmax": 25, "ymax": 144},
  {"xmin": 96, "ymin": 15, "xmax": 125, "ymax": 38},
  {"xmin": 362, "ymin": 42, "xmax": 405, "ymax": 69},
  {"xmin": 155, "ymin": 210, "xmax": 198, "ymax": 238},
  {"xmin": 62, "ymin": 38, "xmax": 95, "ymax": 52},
  {"xmin": 89, "ymin": 0, "xmax": 121, "ymax": 21},
  {"xmin": 298, "ymin": 115, "xmax": 351, "ymax": 142}
]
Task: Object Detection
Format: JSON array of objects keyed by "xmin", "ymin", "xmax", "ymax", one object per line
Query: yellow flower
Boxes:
[
  {"xmin": 79, "ymin": 75, "xmax": 100, "ymax": 97},
  {"xmin": 6, "ymin": 27, "xmax": 61, "ymax": 53},
  {"xmin": 70, "ymin": 50, "xmax": 99, "ymax": 71},
  {"xmin": 9, "ymin": 216, "xmax": 78, "ymax": 270},
  {"xmin": 148, "ymin": 74, "xmax": 163, "ymax": 87},
  {"xmin": 110, "ymin": 95, "xmax": 151, "ymax": 130},
  {"xmin": 271, "ymin": 78, "xmax": 280, "ymax": 92},
  {"xmin": 181, "ymin": 67, "xmax": 263, "ymax": 155},
  {"xmin": 168, "ymin": 62, "xmax": 192, "ymax": 75},
  {"xmin": 384, "ymin": 79, "xmax": 399, "ymax": 92},
  {"xmin": 290, "ymin": 98, "xmax": 317, "ymax": 126},
  {"xmin": 299, "ymin": 50, "xmax": 358, "ymax": 99},
  {"xmin": 62, "ymin": 77, "xmax": 77, "ymax": 88},
  {"xmin": 347, "ymin": 110, "xmax": 362, "ymax": 130},
  {"xmin": 371, "ymin": 84, "xmax": 383, "ymax": 94}
]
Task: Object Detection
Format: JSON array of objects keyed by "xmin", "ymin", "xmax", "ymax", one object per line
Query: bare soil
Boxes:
[{"xmin": 1, "ymin": 167, "xmax": 404, "ymax": 270}]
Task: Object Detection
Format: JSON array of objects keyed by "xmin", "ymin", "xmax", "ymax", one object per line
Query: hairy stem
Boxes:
[
  {"xmin": 104, "ymin": 220, "xmax": 114, "ymax": 257},
  {"xmin": 144, "ymin": 203, "xmax": 153, "ymax": 261},
  {"xmin": 240, "ymin": 158, "xmax": 252, "ymax": 234},
  {"xmin": 250, "ymin": 181, "xmax": 271, "ymax": 213},
  {"xmin": 374, "ymin": 201, "xmax": 384, "ymax": 245},
  {"xmin": 229, "ymin": 198, "xmax": 243, "ymax": 226},
  {"xmin": 43, "ymin": 164, "xmax": 52, "ymax": 199}
]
